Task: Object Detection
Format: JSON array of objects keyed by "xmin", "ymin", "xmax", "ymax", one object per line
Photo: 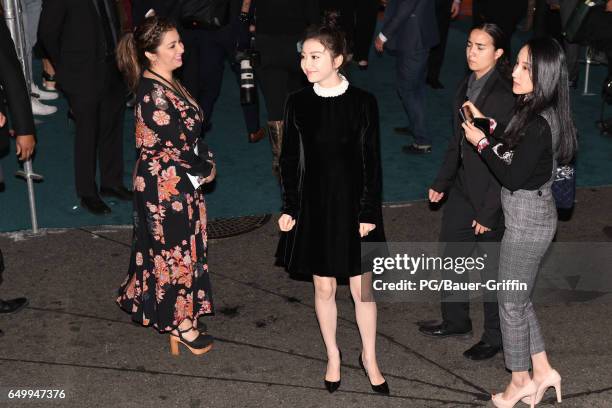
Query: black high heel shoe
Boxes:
[
  {"xmin": 359, "ymin": 354, "xmax": 390, "ymax": 395},
  {"xmin": 324, "ymin": 349, "xmax": 342, "ymax": 393}
]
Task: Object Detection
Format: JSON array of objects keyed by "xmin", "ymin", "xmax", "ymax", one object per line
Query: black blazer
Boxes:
[
  {"xmin": 431, "ymin": 68, "xmax": 515, "ymax": 228},
  {"xmin": 39, "ymin": 0, "xmax": 122, "ymax": 96},
  {"xmin": 0, "ymin": 19, "xmax": 35, "ymax": 154}
]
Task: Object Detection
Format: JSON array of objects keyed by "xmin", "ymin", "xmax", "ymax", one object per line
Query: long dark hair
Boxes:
[
  {"xmin": 471, "ymin": 23, "xmax": 511, "ymax": 78},
  {"xmin": 116, "ymin": 16, "xmax": 176, "ymax": 91},
  {"xmin": 303, "ymin": 11, "xmax": 349, "ymax": 70},
  {"xmin": 504, "ymin": 37, "xmax": 577, "ymax": 164}
]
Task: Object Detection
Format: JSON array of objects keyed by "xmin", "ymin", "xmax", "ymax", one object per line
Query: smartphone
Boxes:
[{"xmin": 459, "ymin": 105, "xmax": 474, "ymax": 123}]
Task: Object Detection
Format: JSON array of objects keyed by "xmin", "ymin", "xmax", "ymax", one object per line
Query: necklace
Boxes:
[{"xmin": 146, "ymin": 68, "xmax": 192, "ymax": 105}]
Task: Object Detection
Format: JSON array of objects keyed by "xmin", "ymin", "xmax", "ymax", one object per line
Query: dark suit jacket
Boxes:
[
  {"xmin": 431, "ymin": 68, "xmax": 515, "ymax": 228},
  {"xmin": 0, "ymin": 20, "xmax": 35, "ymax": 154},
  {"xmin": 39, "ymin": 0, "xmax": 122, "ymax": 96},
  {"xmin": 381, "ymin": 0, "xmax": 439, "ymax": 51}
]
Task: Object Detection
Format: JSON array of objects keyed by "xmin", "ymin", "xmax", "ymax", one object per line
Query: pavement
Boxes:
[{"xmin": 1, "ymin": 186, "xmax": 612, "ymax": 408}]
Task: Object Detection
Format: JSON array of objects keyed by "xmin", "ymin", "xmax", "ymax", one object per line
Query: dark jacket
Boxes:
[
  {"xmin": 431, "ymin": 68, "xmax": 515, "ymax": 228},
  {"xmin": 0, "ymin": 19, "xmax": 35, "ymax": 154},
  {"xmin": 39, "ymin": 0, "xmax": 122, "ymax": 96},
  {"xmin": 255, "ymin": 0, "xmax": 320, "ymax": 36},
  {"xmin": 381, "ymin": 0, "xmax": 439, "ymax": 51}
]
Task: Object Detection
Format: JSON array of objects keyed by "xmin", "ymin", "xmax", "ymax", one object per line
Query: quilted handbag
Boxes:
[{"xmin": 551, "ymin": 164, "xmax": 576, "ymax": 209}]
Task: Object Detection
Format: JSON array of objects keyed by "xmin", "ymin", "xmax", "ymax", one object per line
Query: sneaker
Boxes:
[
  {"xmin": 31, "ymin": 98, "xmax": 58, "ymax": 116},
  {"xmin": 32, "ymin": 83, "xmax": 58, "ymax": 101}
]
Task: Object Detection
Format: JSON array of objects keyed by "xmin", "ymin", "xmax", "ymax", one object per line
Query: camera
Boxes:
[{"xmin": 235, "ymin": 44, "xmax": 261, "ymax": 106}]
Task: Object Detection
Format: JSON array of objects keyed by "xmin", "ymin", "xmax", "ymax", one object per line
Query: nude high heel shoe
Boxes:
[
  {"xmin": 491, "ymin": 380, "xmax": 537, "ymax": 408},
  {"xmin": 521, "ymin": 369, "xmax": 562, "ymax": 405}
]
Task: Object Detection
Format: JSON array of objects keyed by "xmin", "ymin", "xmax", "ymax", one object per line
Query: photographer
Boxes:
[{"xmin": 180, "ymin": 0, "xmax": 265, "ymax": 143}]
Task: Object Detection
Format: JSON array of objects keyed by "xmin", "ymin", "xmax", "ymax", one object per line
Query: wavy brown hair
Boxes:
[{"xmin": 116, "ymin": 16, "xmax": 176, "ymax": 91}]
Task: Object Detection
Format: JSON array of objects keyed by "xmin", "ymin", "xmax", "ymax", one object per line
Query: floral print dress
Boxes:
[{"xmin": 117, "ymin": 77, "xmax": 214, "ymax": 332}]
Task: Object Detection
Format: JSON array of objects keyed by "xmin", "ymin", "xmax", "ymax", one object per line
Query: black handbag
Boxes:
[
  {"xmin": 551, "ymin": 164, "xmax": 576, "ymax": 209},
  {"xmin": 563, "ymin": 0, "xmax": 606, "ymax": 43},
  {"xmin": 178, "ymin": 0, "xmax": 231, "ymax": 30}
]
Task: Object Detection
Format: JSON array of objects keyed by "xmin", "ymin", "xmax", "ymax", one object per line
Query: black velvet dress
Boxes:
[{"xmin": 276, "ymin": 83, "xmax": 385, "ymax": 278}]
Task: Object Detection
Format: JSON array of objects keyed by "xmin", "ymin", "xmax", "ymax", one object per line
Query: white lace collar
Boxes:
[{"xmin": 313, "ymin": 74, "xmax": 349, "ymax": 98}]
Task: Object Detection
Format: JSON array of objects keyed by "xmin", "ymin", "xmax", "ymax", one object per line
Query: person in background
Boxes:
[
  {"xmin": 254, "ymin": 0, "xmax": 319, "ymax": 178},
  {"xmin": 375, "ymin": 0, "xmax": 439, "ymax": 154},
  {"xmin": 39, "ymin": 0, "xmax": 132, "ymax": 215},
  {"xmin": 426, "ymin": 0, "xmax": 461, "ymax": 89},
  {"xmin": 420, "ymin": 24, "xmax": 514, "ymax": 362},
  {"xmin": 462, "ymin": 37, "xmax": 577, "ymax": 407},
  {"xmin": 353, "ymin": 0, "xmax": 380, "ymax": 70},
  {"xmin": 180, "ymin": 0, "xmax": 265, "ymax": 144},
  {"xmin": 0, "ymin": 14, "xmax": 36, "ymax": 337},
  {"xmin": 20, "ymin": 0, "xmax": 58, "ymax": 115}
]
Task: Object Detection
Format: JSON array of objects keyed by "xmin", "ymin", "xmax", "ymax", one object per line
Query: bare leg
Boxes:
[
  {"xmin": 500, "ymin": 371, "xmax": 532, "ymax": 399},
  {"xmin": 531, "ymin": 351, "xmax": 554, "ymax": 382},
  {"xmin": 349, "ymin": 274, "xmax": 385, "ymax": 385},
  {"xmin": 313, "ymin": 275, "xmax": 341, "ymax": 382}
]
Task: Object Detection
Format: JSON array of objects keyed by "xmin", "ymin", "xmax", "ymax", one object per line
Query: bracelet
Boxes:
[{"xmin": 477, "ymin": 137, "xmax": 490, "ymax": 154}]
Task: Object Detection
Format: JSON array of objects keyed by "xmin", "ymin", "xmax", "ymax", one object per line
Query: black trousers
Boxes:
[
  {"xmin": 427, "ymin": 0, "xmax": 453, "ymax": 82},
  {"xmin": 255, "ymin": 33, "xmax": 304, "ymax": 121},
  {"xmin": 353, "ymin": 0, "xmax": 379, "ymax": 62},
  {"xmin": 472, "ymin": 0, "xmax": 528, "ymax": 57},
  {"xmin": 581, "ymin": 6, "xmax": 612, "ymax": 79},
  {"xmin": 181, "ymin": 25, "xmax": 260, "ymax": 134},
  {"xmin": 439, "ymin": 187, "xmax": 504, "ymax": 347},
  {"xmin": 65, "ymin": 62, "xmax": 125, "ymax": 198}
]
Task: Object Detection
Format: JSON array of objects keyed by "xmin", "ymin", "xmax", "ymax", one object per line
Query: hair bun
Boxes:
[{"xmin": 323, "ymin": 10, "xmax": 340, "ymax": 30}]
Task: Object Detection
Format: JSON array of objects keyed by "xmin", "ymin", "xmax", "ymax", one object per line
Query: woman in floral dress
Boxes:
[{"xmin": 116, "ymin": 16, "xmax": 215, "ymax": 355}]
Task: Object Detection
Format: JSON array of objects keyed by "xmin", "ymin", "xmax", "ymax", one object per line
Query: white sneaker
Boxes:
[
  {"xmin": 31, "ymin": 98, "xmax": 58, "ymax": 115},
  {"xmin": 32, "ymin": 83, "xmax": 58, "ymax": 101}
]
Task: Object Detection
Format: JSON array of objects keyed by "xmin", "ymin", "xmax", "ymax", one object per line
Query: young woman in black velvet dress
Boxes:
[{"xmin": 276, "ymin": 16, "xmax": 389, "ymax": 395}]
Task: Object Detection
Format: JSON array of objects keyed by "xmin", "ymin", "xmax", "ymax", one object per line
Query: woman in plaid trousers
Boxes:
[{"xmin": 462, "ymin": 37, "xmax": 577, "ymax": 407}]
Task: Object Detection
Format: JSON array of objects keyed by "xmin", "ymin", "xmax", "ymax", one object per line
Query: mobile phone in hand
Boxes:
[{"xmin": 459, "ymin": 105, "xmax": 474, "ymax": 123}]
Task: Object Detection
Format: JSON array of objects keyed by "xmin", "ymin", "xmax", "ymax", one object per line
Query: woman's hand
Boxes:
[
  {"xmin": 461, "ymin": 101, "xmax": 485, "ymax": 119},
  {"xmin": 472, "ymin": 220, "xmax": 491, "ymax": 235},
  {"xmin": 461, "ymin": 120, "xmax": 486, "ymax": 146},
  {"xmin": 359, "ymin": 223, "xmax": 376, "ymax": 238},
  {"xmin": 428, "ymin": 188, "xmax": 445, "ymax": 203},
  {"xmin": 199, "ymin": 162, "xmax": 216, "ymax": 184},
  {"xmin": 278, "ymin": 214, "xmax": 296, "ymax": 232}
]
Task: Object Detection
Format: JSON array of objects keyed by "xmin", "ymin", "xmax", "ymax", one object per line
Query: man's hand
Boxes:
[
  {"xmin": 451, "ymin": 1, "xmax": 461, "ymax": 19},
  {"xmin": 472, "ymin": 220, "xmax": 491, "ymax": 235},
  {"xmin": 428, "ymin": 188, "xmax": 445, "ymax": 203},
  {"xmin": 15, "ymin": 134, "xmax": 36, "ymax": 161},
  {"xmin": 375, "ymin": 36, "xmax": 385, "ymax": 53},
  {"xmin": 0, "ymin": 112, "xmax": 6, "ymax": 127}
]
